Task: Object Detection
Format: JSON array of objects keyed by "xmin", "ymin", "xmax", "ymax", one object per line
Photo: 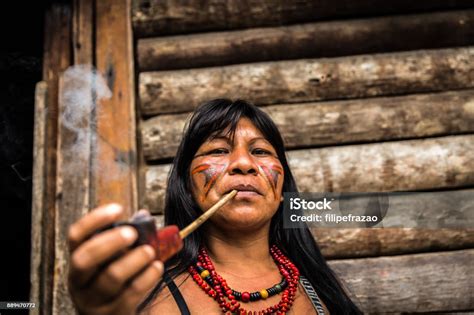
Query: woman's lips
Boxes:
[
  {"xmin": 224, "ymin": 184, "xmax": 262, "ymax": 195},
  {"xmin": 234, "ymin": 190, "xmax": 261, "ymax": 198}
]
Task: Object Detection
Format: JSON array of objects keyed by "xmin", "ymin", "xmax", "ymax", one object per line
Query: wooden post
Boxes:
[
  {"xmin": 30, "ymin": 81, "xmax": 48, "ymax": 315},
  {"xmin": 31, "ymin": 1, "xmax": 138, "ymax": 314},
  {"xmin": 94, "ymin": 0, "xmax": 137, "ymax": 213},
  {"xmin": 50, "ymin": 0, "xmax": 95, "ymax": 313},
  {"xmin": 72, "ymin": 0, "xmax": 93, "ymax": 65},
  {"xmin": 31, "ymin": 5, "xmax": 72, "ymax": 315}
]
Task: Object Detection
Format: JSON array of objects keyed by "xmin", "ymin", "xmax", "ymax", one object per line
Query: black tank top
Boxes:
[{"xmin": 164, "ymin": 272, "xmax": 326, "ymax": 315}]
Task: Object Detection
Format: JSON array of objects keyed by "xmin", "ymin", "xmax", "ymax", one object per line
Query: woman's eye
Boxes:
[
  {"xmin": 253, "ymin": 148, "xmax": 271, "ymax": 155},
  {"xmin": 209, "ymin": 148, "xmax": 229, "ymax": 155}
]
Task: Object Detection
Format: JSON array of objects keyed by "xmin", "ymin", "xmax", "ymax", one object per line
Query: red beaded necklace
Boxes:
[{"xmin": 188, "ymin": 245, "xmax": 300, "ymax": 314}]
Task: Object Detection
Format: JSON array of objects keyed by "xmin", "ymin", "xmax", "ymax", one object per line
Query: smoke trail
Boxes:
[{"xmin": 59, "ymin": 65, "xmax": 111, "ymax": 176}]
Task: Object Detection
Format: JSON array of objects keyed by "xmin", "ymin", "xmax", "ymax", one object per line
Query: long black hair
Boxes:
[{"xmin": 139, "ymin": 99, "xmax": 362, "ymax": 314}]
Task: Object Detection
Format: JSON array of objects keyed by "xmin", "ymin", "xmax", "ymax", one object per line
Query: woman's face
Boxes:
[{"xmin": 189, "ymin": 118, "xmax": 284, "ymax": 231}]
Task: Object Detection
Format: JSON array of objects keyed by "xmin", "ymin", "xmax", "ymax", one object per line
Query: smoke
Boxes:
[{"xmin": 59, "ymin": 64, "xmax": 126, "ymax": 179}]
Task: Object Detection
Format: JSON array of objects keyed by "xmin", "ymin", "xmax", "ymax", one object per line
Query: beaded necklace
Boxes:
[{"xmin": 188, "ymin": 245, "xmax": 300, "ymax": 314}]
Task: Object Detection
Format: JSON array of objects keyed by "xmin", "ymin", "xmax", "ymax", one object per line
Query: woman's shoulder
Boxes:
[
  {"xmin": 140, "ymin": 272, "xmax": 190, "ymax": 315},
  {"xmin": 142, "ymin": 271, "xmax": 223, "ymax": 315}
]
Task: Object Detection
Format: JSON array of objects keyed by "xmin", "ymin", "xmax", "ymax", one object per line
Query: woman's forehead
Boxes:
[{"xmin": 208, "ymin": 118, "xmax": 267, "ymax": 142}]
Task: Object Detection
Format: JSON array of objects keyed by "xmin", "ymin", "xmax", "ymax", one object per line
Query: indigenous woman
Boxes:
[{"xmin": 68, "ymin": 100, "xmax": 362, "ymax": 314}]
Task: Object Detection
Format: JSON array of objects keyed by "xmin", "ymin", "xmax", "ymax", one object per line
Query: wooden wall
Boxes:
[
  {"xmin": 133, "ymin": 1, "xmax": 474, "ymax": 313},
  {"xmin": 31, "ymin": 1, "xmax": 137, "ymax": 314}
]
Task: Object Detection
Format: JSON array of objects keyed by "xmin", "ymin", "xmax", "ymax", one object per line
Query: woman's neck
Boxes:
[{"xmin": 203, "ymin": 222, "xmax": 277, "ymax": 278}]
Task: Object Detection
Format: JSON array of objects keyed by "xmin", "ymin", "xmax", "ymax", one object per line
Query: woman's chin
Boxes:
[{"xmin": 214, "ymin": 206, "xmax": 273, "ymax": 228}]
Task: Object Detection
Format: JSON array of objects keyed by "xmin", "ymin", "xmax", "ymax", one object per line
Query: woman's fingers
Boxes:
[
  {"xmin": 70, "ymin": 226, "xmax": 138, "ymax": 286},
  {"xmin": 68, "ymin": 203, "xmax": 125, "ymax": 252},
  {"xmin": 117, "ymin": 260, "xmax": 164, "ymax": 313},
  {"xmin": 90, "ymin": 245, "xmax": 156, "ymax": 298},
  {"xmin": 67, "ymin": 204, "xmax": 164, "ymax": 315},
  {"xmin": 90, "ymin": 261, "xmax": 164, "ymax": 315}
]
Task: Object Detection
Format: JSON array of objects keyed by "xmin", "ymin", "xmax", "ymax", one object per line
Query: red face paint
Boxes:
[
  {"xmin": 259, "ymin": 164, "xmax": 283, "ymax": 196},
  {"xmin": 191, "ymin": 163, "xmax": 227, "ymax": 200}
]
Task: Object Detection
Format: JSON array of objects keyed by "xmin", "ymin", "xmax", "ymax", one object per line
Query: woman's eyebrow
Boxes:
[
  {"xmin": 207, "ymin": 135, "xmax": 232, "ymax": 144},
  {"xmin": 249, "ymin": 137, "xmax": 271, "ymax": 145},
  {"xmin": 207, "ymin": 135, "xmax": 270, "ymax": 145}
]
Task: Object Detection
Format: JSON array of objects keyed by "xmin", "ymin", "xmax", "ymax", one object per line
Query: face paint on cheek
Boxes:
[
  {"xmin": 259, "ymin": 164, "xmax": 284, "ymax": 196},
  {"xmin": 191, "ymin": 163, "xmax": 227, "ymax": 200}
]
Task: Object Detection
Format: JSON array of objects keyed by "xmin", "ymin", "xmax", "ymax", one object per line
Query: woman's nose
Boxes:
[{"xmin": 228, "ymin": 148, "xmax": 258, "ymax": 175}]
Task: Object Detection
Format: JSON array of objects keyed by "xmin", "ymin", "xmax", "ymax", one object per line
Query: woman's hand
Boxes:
[{"xmin": 68, "ymin": 204, "xmax": 164, "ymax": 315}]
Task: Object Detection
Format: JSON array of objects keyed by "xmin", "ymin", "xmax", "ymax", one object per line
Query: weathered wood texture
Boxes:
[
  {"xmin": 93, "ymin": 0, "xmax": 138, "ymax": 212},
  {"xmin": 51, "ymin": 2, "xmax": 94, "ymax": 313},
  {"xmin": 138, "ymin": 10, "xmax": 474, "ymax": 71},
  {"xmin": 329, "ymin": 249, "xmax": 474, "ymax": 313},
  {"xmin": 32, "ymin": 1, "xmax": 139, "ymax": 314},
  {"xmin": 374, "ymin": 190, "xmax": 473, "ymax": 229},
  {"xmin": 139, "ymin": 47, "xmax": 474, "ymax": 115},
  {"xmin": 146, "ymin": 165, "xmax": 169, "ymax": 214},
  {"xmin": 288, "ymin": 135, "xmax": 474, "ymax": 193},
  {"xmin": 53, "ymin": 75, "xmax": 90, "ymax": 315},
  {"xmin": 31, "ymin": 5, "xmax": 72, "ymax": 315},
  {"xmin": 145, "ymin": 135, "xmax": 474, "ymax": 213},
  {"xmin": 30, "ymin": 81, "xmax": 48, "ymax": 315},
  {"xmin": 314, "ymin": 228, "xmax": 474, "ymax": 259},
  {"xmin": 72, "ymin": 0, "xmax": 93, "ymax": 65},
  {"xmin": 132, "ymin": 0, "xmax": 474, "ymax": 37},
  {"xmin": 142, "ymin": 90, "xmax": 474, "ymax": 160}
]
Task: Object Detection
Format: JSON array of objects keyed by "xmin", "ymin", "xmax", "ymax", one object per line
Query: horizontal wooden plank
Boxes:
[
  {"xmin": 132, "ymin": 0, "xmax": 474, "ymax": 37},
  {"xmin": 139, "ymin": 47, "xmax": 474, "ymax": 115},
  {"xmin": 329, "ymin": 249, "xmax": 474, "ymax": 312},
  {"xmin": 313, "ymin": 228, "xmax": 474, "ymax": 259},
  {"xmin": 138, "ymin": 10, "xmax": 474, "ymax": 71},
  {"xmin": 299, "ymin": 136, "xmax": 474, "ymax": 191},
  {"xmin": 145, "ymin": 135, "xmax": 474, "ymax": 213},
  {"xmin": 289, "ymin": 135, "xmax": 474, "ymax": 193},
  {"xmin": 142, "ymin": 90, "xmax": 474, "ymax": 160}
]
